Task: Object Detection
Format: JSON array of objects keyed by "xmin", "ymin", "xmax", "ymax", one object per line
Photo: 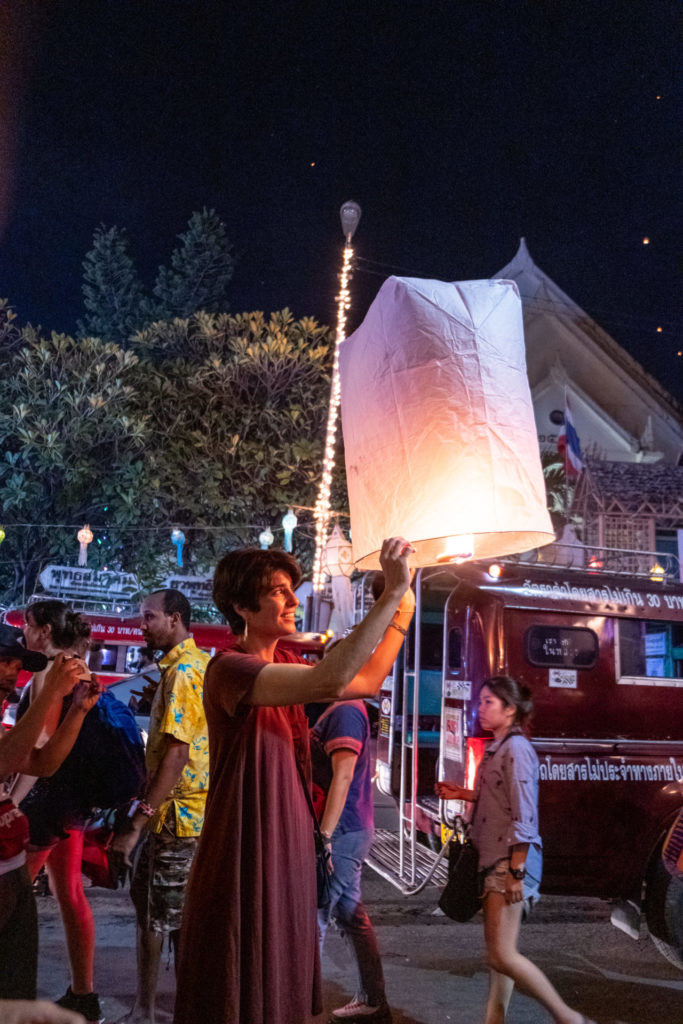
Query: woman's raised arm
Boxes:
[{"xmin": 249, "ymin": 537, "xmax": 414, "ymax": 707}]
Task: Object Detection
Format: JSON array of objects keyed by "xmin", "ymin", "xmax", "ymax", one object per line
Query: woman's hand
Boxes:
[
  {"xmin": 505, "ymin": 876, "xmax": 524, "ymax": 905},
  {"xmin": 379, "ymin": 537, "xmax": 414, "ymax": 599},
  {"xmin": 71, "ymin": 676, "xmax": 102, "ymax": 713},
  {"xmin": 43, "ymin": 653, "xmax": 89, "ymax": 698},
  {"xmin": 435, "ymin": 781, "xmax": 469, "ymax": 801}
]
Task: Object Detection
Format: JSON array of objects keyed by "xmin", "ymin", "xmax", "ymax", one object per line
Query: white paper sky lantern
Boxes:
[{"xmin": 339, "ymin": 276, "xmax": 555, "ymax": 570}]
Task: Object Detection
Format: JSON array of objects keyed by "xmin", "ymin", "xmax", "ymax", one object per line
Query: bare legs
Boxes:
[
  {"xmin": 114, "ymin": 926, "xmax": 163, "ymax": 1024},
  {"xmin": 482, "ymin": 893, "xmax": 585, "ymax": 1024},
  {"xmin": 27, "ymin": 830, "xmax": 95, "ymax": 995}
]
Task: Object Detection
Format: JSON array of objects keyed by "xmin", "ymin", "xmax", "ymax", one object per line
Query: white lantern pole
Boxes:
[{"xmin": 311, "ymin": 202, "xmax": 361, "ymax": 627}]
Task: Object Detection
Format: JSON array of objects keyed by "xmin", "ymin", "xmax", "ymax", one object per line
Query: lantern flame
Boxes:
[{"xmin": 436, "ymin": 534, "xmax": 475, "ymax": 564}]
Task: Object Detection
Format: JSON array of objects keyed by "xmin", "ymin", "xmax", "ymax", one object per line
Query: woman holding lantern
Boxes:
[{"xmin": 173, "ymin": 537, "xmax": 414, "ymax": 1024}]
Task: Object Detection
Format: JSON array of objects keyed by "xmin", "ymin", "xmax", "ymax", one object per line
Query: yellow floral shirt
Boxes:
[{"xmin": 146, "ymin": 638, "xmax": 210, "ymax": 837}]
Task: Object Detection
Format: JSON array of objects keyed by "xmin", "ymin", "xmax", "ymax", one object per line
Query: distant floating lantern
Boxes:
[
  {"xmin": 171, "ymin": 528, "xmax": 185, "ymax": 567},
  {"xmin": 339, "ymin": 277, "xmax": 555, "ymax": 570},
  {"xmin": 0, "ymin": 526, "xmax": 5, "ymax": 545},
  {"xmin": 643, "ymin": 237, "xmax": 650, "ymax": 245},
  {"xmin": 77, "ymin": 524, "xmax": 93, "ymax": 567}
]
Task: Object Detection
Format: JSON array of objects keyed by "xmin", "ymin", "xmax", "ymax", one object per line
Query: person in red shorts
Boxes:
[{"xmin": 0, "ymin": 623, "xmax": 99, "ymax": 1002}]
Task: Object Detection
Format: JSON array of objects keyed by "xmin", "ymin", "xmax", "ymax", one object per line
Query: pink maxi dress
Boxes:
[{"xmin": 174, "ymin": 646, "xmax": 322, "ymax": 1024}]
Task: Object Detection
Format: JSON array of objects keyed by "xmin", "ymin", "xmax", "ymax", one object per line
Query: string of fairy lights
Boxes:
[{"xmin": 311, "ymin": 202, "xmax": 362, "ymax": 594}]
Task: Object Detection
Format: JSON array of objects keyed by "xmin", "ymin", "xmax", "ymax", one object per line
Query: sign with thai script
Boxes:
[
  {"xmin": 162, "ymin": 574, "xmax": 214, "ymax": 602},
  {"xmin": 39, "ymin": 565, "xmax": 140, "ymax": 599},
  {"xmin": 549, "ymin": 668, "xmax": 577, "ymax": 688},
  {"xmin": 88, "ymin": 621, "xmax": 145, "ymax": 644},
  {"xmin": 519, "ymin": 578, "xmax": 683, "ymax": 614},
  {"xmin": 538, "ymin": 756, "xmax": 683, "ymax": 783},
  {"xmin": 444, "ymin": 708, "xmax": 463, "ymax": 762}
]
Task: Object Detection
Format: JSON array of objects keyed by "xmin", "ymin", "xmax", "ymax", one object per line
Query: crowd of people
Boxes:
[{"xmin": 0, "ymin": 536, "xmax": 606, "ymax": 1024}]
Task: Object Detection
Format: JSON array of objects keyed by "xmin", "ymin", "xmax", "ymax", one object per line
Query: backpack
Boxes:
[
  {"xmin": 309, "ymin": 728, "xmax": 333, "ymax": 818},
  {"xmin": 73, "ymin": 690, "xmax": 146, "ymax": 811}
]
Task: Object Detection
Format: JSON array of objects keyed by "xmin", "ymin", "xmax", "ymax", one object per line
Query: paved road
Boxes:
[{"xmin": 34, "ymin": 873, "xmax": 682, "ymax": 1024}]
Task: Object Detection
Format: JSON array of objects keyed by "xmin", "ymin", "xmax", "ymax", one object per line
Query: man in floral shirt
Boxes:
[{"xmin": 111, "ymin": 589, "xmax": 209, "ymax": 1024}]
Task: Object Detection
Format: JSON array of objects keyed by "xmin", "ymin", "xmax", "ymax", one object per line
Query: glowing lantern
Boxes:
[
  {"xmin": 322, "ymin": 524, "xmax": 354, "ymax": 634},
  {"xmin": 650, "ymin": 562, "xmax": 665, "ymax": 583},
  {"xmin": 259, "ymin": 526, "xmax": 274, "ymax": 550},
  {"xmin": 322, "ymin": 524, "xmax": 354, "ymax": 578},
  {"xmin": 0, "ymin": 526, "xmax": 5, "ymax": 545},
  {"xmin": 339, "ymin": 276, "xmax": 555, "ymax": 570},
  {"xmin": 77, "ymin": 524, "xmax": 93, "ymax": 567},
  {"xmin": 171, "ymin": 528, "xmax": 185, "ymax": 567},
  {"xmin": 282, "ymin": 508, "xmax": 298, "ymax": 552}
]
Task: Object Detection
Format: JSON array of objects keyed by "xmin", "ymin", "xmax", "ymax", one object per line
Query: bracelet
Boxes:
[
  {"xmin": 137, "ymin": 801, "xmax": 157, "ymax": 818},
  {"xmin": 388, "ymin": 621, "xmax": 408, "ymax": 637}
]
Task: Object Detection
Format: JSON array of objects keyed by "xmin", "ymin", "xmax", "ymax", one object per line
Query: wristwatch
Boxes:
[{"xmin": 508, "ymin": 866, "xmax": 526, "ymax": 880}]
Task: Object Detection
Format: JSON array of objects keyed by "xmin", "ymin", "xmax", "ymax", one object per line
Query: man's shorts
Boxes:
[{"xmin": 130, "ymin": 815, "xmax": 198, "ymax": 934}]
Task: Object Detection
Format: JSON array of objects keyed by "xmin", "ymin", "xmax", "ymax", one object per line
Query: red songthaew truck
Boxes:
[{"xmin": 366, "ymin": 555, "xmax": 683, "ymax": 967}]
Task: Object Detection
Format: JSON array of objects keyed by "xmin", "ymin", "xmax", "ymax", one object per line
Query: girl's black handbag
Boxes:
[{"xmin": 438, "ymin": 821, "xmax": 481, "ymax": 922}]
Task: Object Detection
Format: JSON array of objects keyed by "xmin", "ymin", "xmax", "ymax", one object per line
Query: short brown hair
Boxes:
[{"xmin": 213, "ymin": 547, "xmax": 302, "ymax": 633}]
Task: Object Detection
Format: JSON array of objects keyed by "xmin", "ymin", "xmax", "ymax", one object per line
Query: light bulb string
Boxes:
[{"xmin": 312, "ymin": 243, "xmax": 354, "ymax": 592}]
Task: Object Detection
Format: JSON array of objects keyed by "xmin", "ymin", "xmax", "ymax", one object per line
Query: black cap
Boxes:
[{"xmin": 0, "ymin": 623, "xmax": 49, "ymax": 672}]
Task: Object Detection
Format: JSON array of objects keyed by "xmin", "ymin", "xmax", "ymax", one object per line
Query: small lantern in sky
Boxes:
[
  {"xmin": 282, "ymin": 508, "xmax": 298, "ymax": 552},
  {"xmin": 77, "ymin": 524, "xmax": 93, "ymax": 567},
  {"xmin": 322, "ymin": 524, "xmax": 354, "ymax": 578},
  {"xmin": 259, "ymin": 526, "xmax": 274, "ymax": 550},
  {"xmin": 339, "ymin": 276, "xmax": 555, "ymax": 570},
  {"xmin": 0, "ymin": 526, "xmax": 5, "ymax": 546},
  {"xmin": 171, "ymin": 528, "xmax": 185, "ymax": 567}
]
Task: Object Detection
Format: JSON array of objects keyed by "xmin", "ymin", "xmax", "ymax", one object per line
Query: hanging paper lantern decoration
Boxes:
[
  {"xmin": 282, "ymin": 508, "xmax": 298, "ymax": 553},
  {"xmin": 339, "ymin": 276, "xmax": 555, "ymax": 570},
  {"xmin": 77, "ymin": 524, "xmax": 93, "ymax": 567},
  {"xmin": 322, "ymin": 524, "xmax": 354, "ymax": 578},
  {"xmin": 259, "ymin": 526, "xmax": 274, "ymax": 550},
  {"xmin": 171, "ymin": 528, "xmax": 186, "ymax": 568}
]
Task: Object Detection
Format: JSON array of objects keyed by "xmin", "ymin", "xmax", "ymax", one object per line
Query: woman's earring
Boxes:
[{"xmin": 242, "ymin": 620, "xmax": 248, "ymax": 642}]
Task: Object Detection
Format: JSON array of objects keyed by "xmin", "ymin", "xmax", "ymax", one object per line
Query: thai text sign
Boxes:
[{"xmin": 39, "ymin": 565, "xmax": 140, "ymax": 599}]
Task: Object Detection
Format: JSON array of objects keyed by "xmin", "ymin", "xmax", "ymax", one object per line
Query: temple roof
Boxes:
[
  {"xmin": 578, "ymin": 458, "xmax": 683, "ymax": 518},
  {"xmin": 495, "ymin": 239, "xmax": 682, "ymax": 423}
]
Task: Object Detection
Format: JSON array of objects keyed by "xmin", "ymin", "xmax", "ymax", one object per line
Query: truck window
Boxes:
[
  {"xmin": 619, "ymin": 619, "xmax": 683, "ymax": 679},
  {"xmin": 525, "ymin": 625, "xmax": 598, "ymax": 669},
  {"xmin": 406, "ymin": 621, "xmax": 444, "ymax": 671},
  {"xmin": 447, "ymin": 627, "xmax": 462, "ymax": 671}
]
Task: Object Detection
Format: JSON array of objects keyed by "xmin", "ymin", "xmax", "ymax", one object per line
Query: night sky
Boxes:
[{"xmin": 1, "ymin": 1, "xmax": 681, "ymax": 401}]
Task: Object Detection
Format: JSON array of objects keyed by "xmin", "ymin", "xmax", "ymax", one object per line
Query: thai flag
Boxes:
[{"xmin": 557, "ymin": 397, "xmax": 583, "ymax": 479}]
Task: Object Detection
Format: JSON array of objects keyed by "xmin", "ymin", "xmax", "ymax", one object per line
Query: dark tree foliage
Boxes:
[
  {"xmin": 149, "ymin": 208, "xmax": 235, "ymax": 321},
  {"xmin": 78, "ymin": 210, "xmax": 235, "ymax": 345},
  {"xmin": 78, "ymin": 225, "xmax": 146, "ymax": 345},
  {"xmin": 0, "ymin": 304, "xmax": 336, "ymax": 608}
]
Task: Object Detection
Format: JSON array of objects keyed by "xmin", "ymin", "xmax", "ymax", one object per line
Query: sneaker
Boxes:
[
  {"xmin": 329, "ymin": 1000, "xmax": 393, "ymax": 1023},
  {"xmin": 56, "ymin": 986, "xmax": 104, "ymax": 1024}
]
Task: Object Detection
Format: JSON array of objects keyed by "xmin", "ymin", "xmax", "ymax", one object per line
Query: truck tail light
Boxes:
[{"xmin": 465, "ymin": 737, "xmax": 488, "ymax": 791}]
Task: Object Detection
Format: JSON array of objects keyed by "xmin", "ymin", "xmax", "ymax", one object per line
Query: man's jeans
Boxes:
[{"xmin": 318, "ymin": 827, "xmax": 386, "ymax": 1006}]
